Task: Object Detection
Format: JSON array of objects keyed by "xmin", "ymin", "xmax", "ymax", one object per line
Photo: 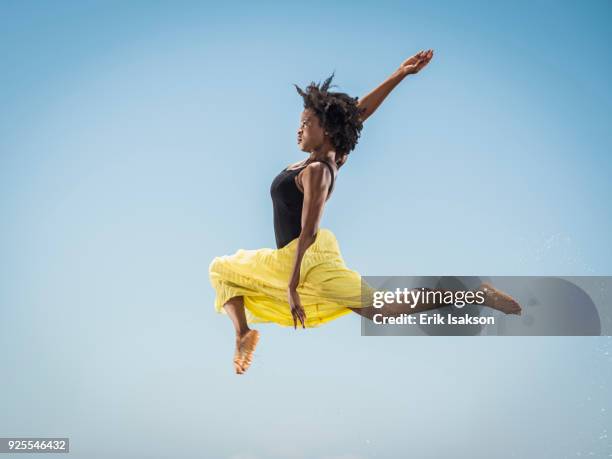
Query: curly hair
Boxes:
[{"xmin": 294, "ymin": 72, "xmax": 366, "ymax": 167}]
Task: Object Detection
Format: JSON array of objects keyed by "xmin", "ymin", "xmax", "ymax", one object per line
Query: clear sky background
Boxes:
[{"xmin": 1, "ymin": 1, "xmax": 611, "ymax": 458}]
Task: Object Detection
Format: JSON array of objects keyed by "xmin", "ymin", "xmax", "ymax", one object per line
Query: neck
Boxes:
[{"xmin": 307, "ymin": 144, "xmax": 337, "ymax": 164}]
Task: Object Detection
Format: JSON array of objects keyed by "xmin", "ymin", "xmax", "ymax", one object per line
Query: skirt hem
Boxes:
[{"xmin": 209, "ymin": 228, "xmax": 374, "ymax": 328}]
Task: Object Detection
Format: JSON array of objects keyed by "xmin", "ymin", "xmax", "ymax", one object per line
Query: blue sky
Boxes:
[{"xmin": 1, "ymin": 1, "xmax": 611, "ymax": 458}]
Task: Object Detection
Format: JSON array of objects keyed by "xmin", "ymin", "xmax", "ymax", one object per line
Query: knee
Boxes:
[{"xmin": 209, "ymin": 257, "xmax": 222, "ymax": 275}]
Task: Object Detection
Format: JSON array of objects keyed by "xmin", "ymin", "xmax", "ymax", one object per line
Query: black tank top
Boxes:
[{"xmin": 270, "ymin": 159, "xmax": 336, "ymax": 249}]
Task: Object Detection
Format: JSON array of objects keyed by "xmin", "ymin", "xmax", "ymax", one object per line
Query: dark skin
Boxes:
[
  {"xmin": 287, "ymin": 49, "xmax": 435, "ymax": 328},
  {"xmin": 224, "ymin": 50, "xmax": 437, "ymax": 349},
  {"xmin": 287, "ymin": 49, "xmax": 520, "ymax": 326},
  {"xmin": 286, "ymin": 109, "xmax": 338, "ymax": 328},
  {"xmin": 225, "ymin": 49, "xmax": 521, "ymax": 373}
]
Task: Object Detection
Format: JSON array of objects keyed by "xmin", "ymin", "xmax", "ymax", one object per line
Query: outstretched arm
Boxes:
[{"xmin": 357, "ymin": 49, "xmax": 434, "ymax": 123}]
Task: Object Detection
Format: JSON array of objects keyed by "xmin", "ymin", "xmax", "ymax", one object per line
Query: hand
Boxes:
[
  {"xmin": 398, "ymin": 49, "xmax": 434, "ymax": 76},
  {"xmin": 287, "ymin": 286, "xmax": 306, "ymax": 329}
]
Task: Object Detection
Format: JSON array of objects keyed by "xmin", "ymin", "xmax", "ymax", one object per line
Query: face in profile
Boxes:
[{"xmin": 297, "ymin": 108, "xmax": 325, "ymax": 152}]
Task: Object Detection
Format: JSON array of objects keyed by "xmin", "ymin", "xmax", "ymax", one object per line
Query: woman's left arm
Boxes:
[
  {"xmin": 287, "ymin": 163, "xmax": 332, "ymax": 328},
  {"xmin": 357, "ymin": 49, "xmax": 434, "ymax": 123}
]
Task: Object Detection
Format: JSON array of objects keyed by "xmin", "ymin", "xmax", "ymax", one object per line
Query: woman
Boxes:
[{"xmin": 209, "ymin": 49, "xmax": 522, "ymax": 374}]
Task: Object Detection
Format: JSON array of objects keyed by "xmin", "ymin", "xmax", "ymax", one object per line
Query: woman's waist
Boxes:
[{"xmin": 282, "ymin": 228, "xmax": 341, "ymax": 256}]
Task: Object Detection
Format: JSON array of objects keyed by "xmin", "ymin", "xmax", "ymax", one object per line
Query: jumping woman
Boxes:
[{"xmin": 209, "ymin": 49, "xmax": 522, "ymax": 374}]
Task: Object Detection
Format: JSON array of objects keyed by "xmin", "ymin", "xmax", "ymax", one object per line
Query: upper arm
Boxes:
[
  {"xmin": 356, "ymin": 98, "xmax": 369, "ymax": 123},
  {"xmin": 300, "ymin": 163, "xmax": 332, "ymax": 237}
]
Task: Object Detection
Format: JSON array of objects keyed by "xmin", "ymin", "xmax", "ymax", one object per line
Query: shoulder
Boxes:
[{"xmin": 302, "ymin": 161, "xmax": 334, "ymax": 181}]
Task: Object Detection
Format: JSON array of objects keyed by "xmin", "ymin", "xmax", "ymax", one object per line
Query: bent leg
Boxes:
[
  {"xmin": 349, "ymin": 286, "xmax": 454, "ymax": 320},
  {"xmin": 350, "ymin": 282, "xmax": 521, "ymax": 320},
  {"xmin": 223, "ymin": 296, "xmax": 260, "ymax": 375},
  {"xmin": 223, "ymin": 295, "xmax": 250, "ymax": 338}
]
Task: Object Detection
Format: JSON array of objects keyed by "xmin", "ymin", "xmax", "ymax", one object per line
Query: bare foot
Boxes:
[
  {"xmin": 479, "ymin": 282, "xmax": 522, "ymax": 315},
  {"xmin": 233, "ymin": 329, "xmax": 260, "ymax": 375},
  {"xmin": 233, "ymin": 338, "xmax": 244, "ymax": 374}
]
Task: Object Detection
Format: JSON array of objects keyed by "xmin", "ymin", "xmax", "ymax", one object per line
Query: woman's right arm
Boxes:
[{"xmin": 357, "ymin": 49, "xmax": 434, "ymax": 123}]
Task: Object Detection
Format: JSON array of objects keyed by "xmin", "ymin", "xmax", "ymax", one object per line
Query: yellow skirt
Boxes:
[{"xmin": 208, "ymin": 228, "xmax": 376, "ymax": 328}]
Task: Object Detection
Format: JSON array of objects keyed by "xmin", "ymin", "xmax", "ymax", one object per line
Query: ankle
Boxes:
[{"xmin": 236, "ymin": 328, "xmax": 252, "ymax": 340}]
